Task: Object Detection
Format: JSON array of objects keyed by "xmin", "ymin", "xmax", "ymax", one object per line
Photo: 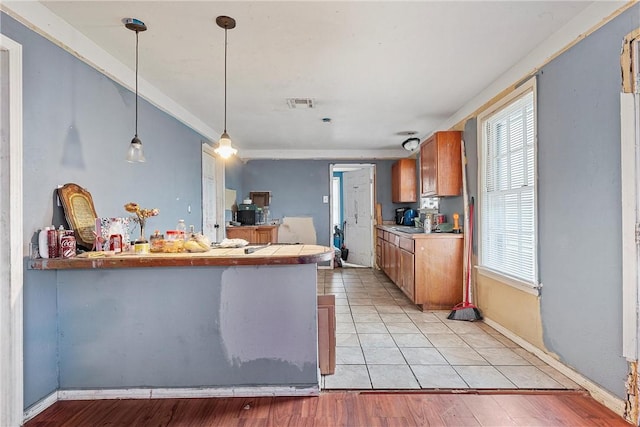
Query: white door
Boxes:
[
  {"xmin": 202, "ymin": 143, "xmax": 225, "ymax": 242},
  {"xmin": 0, "ymin": 34, "xmax": 24, "ymax": 427},
  {"xmin": 342, "ymin": 167, "xmax": 374, "ymax": 267}
]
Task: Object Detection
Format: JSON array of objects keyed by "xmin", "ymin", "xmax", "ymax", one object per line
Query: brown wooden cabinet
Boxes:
[
  {"xmin": 420, "ymin": 131, "xmax": 462, "ymax": 196},
  {"xmin": 391, "ymin": 158, "xmax": 417, "ymax": 203},
  {"xmin": 377, "ymin": 226, "xmax": 462, "ymax": 311},
  {"xmin": 317, "ymin": 295, "xmax": 336, "ymax": 375},
  {"xmin": 226, "ymin": 225, "xmax": 279, "ymax": 244},
  {"xmin": 398, "ymin": 247, "xmax": 415, "ymax": 301},
  {"xmin": 254, "ymin": 227, "xmax": 277, "ymax": 244}
]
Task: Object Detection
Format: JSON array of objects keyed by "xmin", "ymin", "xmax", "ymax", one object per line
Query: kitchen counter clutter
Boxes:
[
  {"xmin": 376, "ymin": 225, "xmax": 463, "ymax": 311},
  {"xmin": 29, "ymin": 244, "xmax": 331, "ymax": 270}
]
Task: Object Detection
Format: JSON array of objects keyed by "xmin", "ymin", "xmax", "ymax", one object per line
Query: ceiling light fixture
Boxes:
[
  {"xmin": 402, "ymin": 137, "xmax": 420, "ymax": 151},
  {"xmin": 124, "ymin": 18, "xmax": 147, "ymax": 163},
  {"xmin": 214, "ymin": 16, "xmax": 238, "ymax": 159}
]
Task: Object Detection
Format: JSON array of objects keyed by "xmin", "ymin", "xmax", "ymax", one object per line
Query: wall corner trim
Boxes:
[
  {"xmin": 23, "ymin": 391, "xmax": 58, "ymax": 424},
  {"xmin": 483, "ymin": 317, "xmax": 626, "ymax": 417}
]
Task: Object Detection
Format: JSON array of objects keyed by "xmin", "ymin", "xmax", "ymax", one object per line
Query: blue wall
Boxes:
[
  {"xmin": 1, "ymin": 12, "xmax": 207, "ymax": 408},
  {"xmin": 457, "ymin": 5, "xmax": 638, "ymax": 399},
  {"xmin": 534, "ymin": 4, "xmax": 638, "ymax": 398},
  {"xmin": 238, "ymin": 159, "xmax": 404, "ymax": 247}
]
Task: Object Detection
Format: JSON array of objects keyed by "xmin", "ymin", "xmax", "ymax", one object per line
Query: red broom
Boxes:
[{"xmin": 448, "ymin": 198, "xmax": 482, "ymax": 321}]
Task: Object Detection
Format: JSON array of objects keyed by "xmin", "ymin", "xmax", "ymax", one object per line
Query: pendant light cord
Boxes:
[
  {"xmin": 223, "ymin": 27, "xmax": 228, "ymax": 133},
  {"xmin": 135, "ymin": 30, "xmax": 139, "ymax": 137}
]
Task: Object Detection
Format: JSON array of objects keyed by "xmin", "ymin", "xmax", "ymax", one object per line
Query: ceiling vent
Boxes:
[{"xmin": 287, "ymin": 98, "xmax": 315, "ymax": 109}]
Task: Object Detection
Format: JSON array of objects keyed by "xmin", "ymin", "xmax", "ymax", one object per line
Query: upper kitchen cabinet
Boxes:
[
  {"xmin": 420, "ymin": 131, "xmax": 462, "ymax": 197},
  {"xmin": 391, "ymin": 158, "xmax": 417, "ymax": 203}
]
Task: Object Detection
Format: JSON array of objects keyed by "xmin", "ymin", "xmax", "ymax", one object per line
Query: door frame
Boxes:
[
  {"xmin": 329, "ymin": 163, "xmax": 375, "ymax": 268},
  {"xmin": 0, "ymin": 34, "xmax": 24, "ymax": 426}
]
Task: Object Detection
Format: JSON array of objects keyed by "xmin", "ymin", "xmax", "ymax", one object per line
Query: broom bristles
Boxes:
[{"xmin": 447, "ymin": 304, "xmax": 482, "ymax": 321}]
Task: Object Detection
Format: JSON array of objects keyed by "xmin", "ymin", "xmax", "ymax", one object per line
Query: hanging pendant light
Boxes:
[
  {"xmin": 124, "ymin": 18, "xmax": 147, "ymax": 163},
  {"xmin": 214, "ymin": 16, "xmax": 238, "ymax": 159}
]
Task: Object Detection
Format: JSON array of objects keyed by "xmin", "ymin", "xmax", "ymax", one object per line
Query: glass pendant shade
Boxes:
[
  {"xmin": 126, "ymin": 136, "xmax": 146, "ymax": 162},
  {"xmin": 214, "ymin": 132, "xmax": 237, "ymax": 159},
  {"xmin": 215, "ymin": 16, "xmax": 238, "ymax": 159},
  {"xmin": 124, "ymin": 18, "xmax": 147, "ymax": 163}
]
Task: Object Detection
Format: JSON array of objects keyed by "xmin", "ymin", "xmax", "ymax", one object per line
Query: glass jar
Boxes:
[
  {"xmin": 164, "ymin": 230, "xmax": 184, "ymax": 253},
  {"xmin": 150, "ymin": 230, "xmax": 165, "ymax": 253}
]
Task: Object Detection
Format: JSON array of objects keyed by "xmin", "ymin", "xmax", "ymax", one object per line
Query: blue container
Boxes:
[{"xmin": 403, "ymin": 209, "xmax": 416, "ymax": 226}]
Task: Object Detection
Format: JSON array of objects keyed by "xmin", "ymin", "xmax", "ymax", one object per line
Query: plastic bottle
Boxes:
[
  {"xmin": 176, "ymin": 219, "xmax": 187, "ymax": 240},
  {"xmin": 38, "ymin": 227, "xmax": 51, "ymax": 259}
]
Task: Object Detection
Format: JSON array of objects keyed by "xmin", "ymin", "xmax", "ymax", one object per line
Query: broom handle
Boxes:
[
  {"xmin": 461, "ymin": 139, "xmax": 470, "ymax": 303},
  {"xmin": 466, "ymin": 198, "xmax": 474, "ymax": 304}
]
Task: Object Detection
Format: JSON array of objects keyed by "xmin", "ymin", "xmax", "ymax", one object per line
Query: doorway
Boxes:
[{"xmin": 330, "ymin": 164, "xmax": 375, "ymax": 268}]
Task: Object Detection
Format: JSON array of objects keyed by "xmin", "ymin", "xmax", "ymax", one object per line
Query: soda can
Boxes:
[
  {"xmin": 109, "ymin": 234, "xmax": 123, "ymax": 253},
  {"xmin": 47, "ymin": 228, "xmax": 58, "ymax": 258},
  {"xmin": 60, "ymin": 234, "xmax": 76, "ymax": 258}
]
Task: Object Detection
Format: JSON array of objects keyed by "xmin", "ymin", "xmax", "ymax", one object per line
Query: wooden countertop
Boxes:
[
  {"xmin": 226, "ymin": 224, "xmax": 279, "ymax": 229},
  {"xmin": 377, "ymin": 225, "xmax": 463, "ymax": 239},
  {"xmin": 28, "ymin": 244, "xmax": 333, "ymax": 270}
]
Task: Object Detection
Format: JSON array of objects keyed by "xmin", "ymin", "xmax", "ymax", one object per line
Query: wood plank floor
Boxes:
[{"xmin": 25, "ymin": 391, "xmax": 630, "ymax": 426}]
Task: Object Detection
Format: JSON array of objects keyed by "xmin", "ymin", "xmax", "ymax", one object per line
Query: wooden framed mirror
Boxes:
[
  {"xmin": 250, "ymin": 191, "xmax": 271, "ymax": 208},
  {"xmin": 57, "ymin": 183, "xmax": 98, "ymax": 249}
]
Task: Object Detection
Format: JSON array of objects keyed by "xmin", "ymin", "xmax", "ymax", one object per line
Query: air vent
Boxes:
[{"xmin": 287, "ymin": 98, "xmax": 315, "ymax": 109}]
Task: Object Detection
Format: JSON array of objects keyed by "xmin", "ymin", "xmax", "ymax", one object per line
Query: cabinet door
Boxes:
[
  {"xmin": 392, "ymin": 159, "xmax": 417, "ymax": 203},
  {"xmin": 420, "ymin": 131, "xmax": 462, "ymax": 197},
  {"xmin": 255, "ymin": 227, "xmax": 276, "ymax": 244},
  {"xmin": 317, "ymin": 295, "xmax": 336, "ymax": 375},
  {"xmin": 420, "ymin": 138, "xmax": 437, "ymax": 196},
  {"xmin": 399, "ymin": 249, "xmax": 415, "ymax": 301},
  {"xmin": 391, "ymin": 161, "xmax": 401, "ymax": 202},
  {"xmin": 226, "ymin": 227, "xmax": 254, "ymax": 243},
  {"xmin": 414, "ymin": 237, "xmax": 463, "ymax": 309},
  {"xmin": 376, "ymin": 236, "xmax": 383, "ymax": 269},
  {"xmin": 382, "ymin": 240, "xmax": 391, "ymax": 276},
  {"xmin": 434, "ymin": 132, "xmax": 462, "ymax": 196}
]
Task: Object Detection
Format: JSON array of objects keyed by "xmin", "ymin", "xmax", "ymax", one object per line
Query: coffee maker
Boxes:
[{"xmin": 395, "ymin": 207, "xmax": 409, "ymax": 225}]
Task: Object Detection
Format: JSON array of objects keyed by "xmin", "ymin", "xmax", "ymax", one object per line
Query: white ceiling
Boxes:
[{"xmin": 5, "ymin": 1, "xmax": 625, "ymax": 158}]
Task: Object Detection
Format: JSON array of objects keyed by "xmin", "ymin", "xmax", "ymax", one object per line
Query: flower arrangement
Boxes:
[{"xmin": 124, "ymin": 202, "xmax": 159, "ymax": 242}]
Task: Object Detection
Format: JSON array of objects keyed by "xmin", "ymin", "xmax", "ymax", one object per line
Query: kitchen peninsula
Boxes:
[{"xmin": 29, "ymin": 245, "xmax": 332, "ymax": 397}]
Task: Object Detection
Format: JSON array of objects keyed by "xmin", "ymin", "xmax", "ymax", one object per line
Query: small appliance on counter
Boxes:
[
  {"xmin": 403, "ymin": 209, "xmax": 417, "ymax": 226},
  {"xmin": 395, "ymin": 207, "xmax": 409, "ymax": 225},
  {"xmin": 237, "ymin": 203, "xmax": 256, "ymax": 225}
]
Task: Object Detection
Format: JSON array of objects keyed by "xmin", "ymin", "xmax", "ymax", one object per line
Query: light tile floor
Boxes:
[{"xmin": 318, "ymin": 267, "xmax": 582, "ymax": 391}]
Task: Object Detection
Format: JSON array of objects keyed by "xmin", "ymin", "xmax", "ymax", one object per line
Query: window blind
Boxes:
[{"xmin": 480, "ymin": 89, "xmax": 537, "ymax": 284}]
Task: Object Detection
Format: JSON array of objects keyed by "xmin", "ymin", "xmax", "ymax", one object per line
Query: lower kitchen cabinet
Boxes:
[
  {"xmin": 317, "ymin": 295, "xmax": 336, "ymax": 375},
  {"xmin": 376, "ymin": 226, "xmax": 462, "ymax": 311},
  {"xmin": 226, "ymin": 225, "xmax": 279, "ymax": 244}
]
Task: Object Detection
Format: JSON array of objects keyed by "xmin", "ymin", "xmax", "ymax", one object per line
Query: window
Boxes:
[{"xmin": 478, "ymin": 78, "xmax": 538, "ymax": 287}]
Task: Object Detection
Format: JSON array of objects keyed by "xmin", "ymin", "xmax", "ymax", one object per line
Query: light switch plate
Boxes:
[{"xmin": 323, "ymin": 196, "xmax": 329, "ymax": 203}]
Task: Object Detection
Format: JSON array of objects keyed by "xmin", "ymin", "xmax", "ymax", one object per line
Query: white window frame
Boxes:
[{"xmin": 476, "ymin": 77, "xmax": 541, "ymax": 294}]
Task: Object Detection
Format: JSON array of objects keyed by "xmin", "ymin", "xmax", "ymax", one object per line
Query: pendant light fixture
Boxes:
[
  {"xmin": 124, "ymin": 18, "xmax": 147, "ymax": 163},
  {"xmin": 214, "ymin": 16, "xmax": 238, "ymax": 159}
]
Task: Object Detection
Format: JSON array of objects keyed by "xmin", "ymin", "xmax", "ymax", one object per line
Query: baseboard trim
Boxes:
[
  {"xmin": 57, "ymin": 385, "xmax": 319, "ymax": 401},
  {"xmin": 483, "ymin": 317, "xmax": 625, "ymax": 416},
  {"xmin": 23, "ymin": 390, "xmax": 58, "ymax": 423}
]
